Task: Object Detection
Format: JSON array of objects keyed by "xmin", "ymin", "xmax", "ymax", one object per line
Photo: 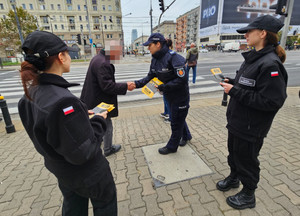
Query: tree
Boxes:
[{"xmin": 0, "ymin": 6, "xmax": 39, "ymax": 56}]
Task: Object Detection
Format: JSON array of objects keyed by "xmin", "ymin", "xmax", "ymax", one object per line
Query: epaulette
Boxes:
[{"xmin": 169, "ymin": 50, "xmax": 176, "ymax": 55}]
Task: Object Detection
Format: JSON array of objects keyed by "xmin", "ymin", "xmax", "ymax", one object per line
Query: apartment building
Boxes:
[
  {"xmin": 175, "ymin": 14, "xmax": 187, "ymax": 52},
  {"xmin": 153, "ymin": 20, "xmax": 176, "ymax": 46},
  {"xmin": 0, "ymin": 0, "xmax": 123, "ymax": 51}
]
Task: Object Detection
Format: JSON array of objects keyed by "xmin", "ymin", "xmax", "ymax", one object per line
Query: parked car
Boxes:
[
  {"xmin": 223, "ymin": 42, "xmax": 240, "ymax": 52},
  {"xmin": 199, "ymin": 49, "xmax": 209, "ymax": 53}
]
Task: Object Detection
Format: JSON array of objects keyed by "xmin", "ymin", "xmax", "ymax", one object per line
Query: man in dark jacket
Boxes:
[{"xmin": 81, "ymin": 41, "xmax": 135, "ymax": 157}]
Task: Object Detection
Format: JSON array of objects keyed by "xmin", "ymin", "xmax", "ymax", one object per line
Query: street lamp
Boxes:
[
  {"xmin": 99, "ymin": 15, "xmax": 105, "ymax": 48},
  {"xmin": 9, "ymin": 0, "xmax": 24, "ymax": 44},
  {"xmin": 121, "ymin": 13, "xmax": 132, "ymax": 56}
]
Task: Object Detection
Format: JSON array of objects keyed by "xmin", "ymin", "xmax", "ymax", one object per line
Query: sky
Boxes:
[{"xmin": 121, "ymin": 0, "xmax": 201, "ymax": 45}]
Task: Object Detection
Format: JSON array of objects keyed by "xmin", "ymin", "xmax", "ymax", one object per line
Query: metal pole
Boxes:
[
  {"xmin": 0, "ymin": 96, "xmax": 16, "ymax": 133},
  {"xmin": 150, "ymin": 0, "xmax": 153, "ymax": 34},
  {"xmin": 280, "ymin": 0, "xmax": 294, "ymax": 49},
  {"xmin": 100, "ymin": 15, "xmax": 105, "ymax": 48},
  {"xmin": 85, "ymin": 0, "xmax": 95, "ymax": 57},
  {"xmin": 158, "ymin": 0, "xmax": 176, "ymax": 25},
  {"xmin": 10, "ymin": 1, "xmax": 24, "ymax": 44}
]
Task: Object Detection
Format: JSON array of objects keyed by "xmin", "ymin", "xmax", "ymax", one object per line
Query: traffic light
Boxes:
[
  {"xmin": 158, "ymin": 0, "xmax": 165, "ymax": 12},
  {"xmin": 270, "ymin": 0, "xmax": 287, "ymax": 15},
  {"xmin": 83, "ymin": 39, "xmax": 87, "ymax": 45},
  {"xmin": 93, "ymin": 43, "xmax": 96, "ymax": 48},
  {"xmin": 76, "ymin": 34, "xmax": 81, "ymax": 45}
]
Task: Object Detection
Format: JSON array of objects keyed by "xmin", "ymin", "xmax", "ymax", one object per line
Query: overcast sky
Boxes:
[{"xmin": 121, "ymin": 0, "xmax": 201, "ymax": 45}]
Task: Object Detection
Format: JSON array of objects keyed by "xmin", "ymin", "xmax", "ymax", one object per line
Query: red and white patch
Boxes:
[
  {"xmin": 271, "ymin": 71, "xmax": 279, "ymax": 77},
  {"xmin": 63, "ymin": 106, "xmax": 74, "ymax": 115}
]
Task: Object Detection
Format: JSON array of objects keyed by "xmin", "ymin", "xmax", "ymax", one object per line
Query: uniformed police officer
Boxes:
[
  {"xmin": 134, "ymin": 33, "xmax": 192, "ymax": 155},
  {"xmin": 18, "ymin": 31, "xmax": 117, "ymax": 216},
  {"xmin": 218, "ymin": 15, "xmax": 288, "ymax": 210}
]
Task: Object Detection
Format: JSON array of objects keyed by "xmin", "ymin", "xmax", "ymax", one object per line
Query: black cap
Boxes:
[
  {"xmin": 143, "ymin": 33, "xmax": 166, "ymax": 46},
  {"xmin": 22, "ymin": 31, "xmax": 79, "ymax": 58},
  {"xmin": 236, "ymin": 15, "xmax": 284, "ymax": 34}
]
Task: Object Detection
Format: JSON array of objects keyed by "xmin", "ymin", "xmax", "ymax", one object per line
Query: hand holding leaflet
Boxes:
[
  {"xmin": 92, "ymin": 102, "xmax": 115, "ymax": 114},
  {"xmin": 141, "ymin": 77, "xmax": 164, "ymax": 98},
  {"xmin": 210, "ymin": 68, "xmax": 225, "ymax": 82}
]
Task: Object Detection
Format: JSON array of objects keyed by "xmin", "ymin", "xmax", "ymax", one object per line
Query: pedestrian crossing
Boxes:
[{"xmin": 1, "ymin": 63, "xmax": 222, "ymax": 114}]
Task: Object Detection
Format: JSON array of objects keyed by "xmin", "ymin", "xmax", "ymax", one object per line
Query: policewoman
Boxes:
[
  {"xmin": 134, "ymin": 33, "xmax": 192, "ymax": 155},
  {"xmin": 218, "ymin": 15, "xmax": 288, "ymax": 209},
  {"xmin": 18, "ymin": 31, "xmax": 117, "ymax": 216}
]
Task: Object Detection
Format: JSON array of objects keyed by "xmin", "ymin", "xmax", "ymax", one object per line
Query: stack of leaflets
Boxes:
[
  {"xmin": 92, "ymin": 102, "xmax": 115, "ymax": 114},
  {"xmin": 141, "ymin": 77, "xmax": 164, "ymax": 98},
  {"xmin": 210, "ymin": 68, "xmax": 225, "ymax": 82}
]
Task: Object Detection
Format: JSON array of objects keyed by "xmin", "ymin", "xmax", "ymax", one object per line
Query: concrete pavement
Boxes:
[{"xmin": 1, "ymin": 88, "xmax": 300, "ymax": 216}]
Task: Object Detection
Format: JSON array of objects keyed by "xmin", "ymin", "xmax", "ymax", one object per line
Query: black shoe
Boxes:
[
  {"xmin": 158, "ymin": 147, "xmax": 177, "ymax": 155},
  {"xmin": 216, "ymin": 176, "xmax": 240, "ymax": 191},
  {"xmin": 104, "ymin": 144, "xmax": 121, "ymax": 157},
  {"xmin": 226, "ymin": 191, "xmax": 256, "ymax": 210},
  {"xmin": 179, "ymin": 138, "xmax": 191, "ymax": 146}
]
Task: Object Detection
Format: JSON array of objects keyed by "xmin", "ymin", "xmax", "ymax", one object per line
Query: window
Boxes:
[
  {"xmin": 80, "ymin": 24, "xmax": 83, "ymax": 30},
  {"xmin": 102, "ymin": 5, "xmax": 105, "ymax": 10},
  {"xmin": 92, "ymin": 0, "xmax": 97, "ymax": 4},
  {"xmin": 66, "ymin": 0, "xmax": 72, "ymax": 4},
  {"xmin": 110, "ymin": 25, "xmax": 113, "ymax": 30},
  {"xmin": 106, "ymin": 34, "xmax": 112, "ymax": 38},
  {"xmin": 68, "ymin": 17, "xmax": 75, "ymax": 24},
  {"xmin": 54, "ymin": 24, "xmax": 58, "ymax": 30},
  {"xmin": 86, "ymin": 24, "xmax": 89, "ymax": 29},
  {"xmin": 119, "ymin": 34, "xmax": 122, "ymax": 39},
  {"xmin": 116, "ymin": 6, "xmax": 119, "ymax": 11},
  {"xmin": 29, "ymin": 4, "xmax": 33, "ymax": 10},
  {"xmin": 61, "ymin": 24, "xmax": 64, "ymax": 30},
  {"xmin": 84, "ymin": 5, "xmax": 87, "ymax": 11},
  {"xmin": 79, "ymin": 16, "xmax": 82, "ymax": 21},
  {"xmin": 109, "ymin": 16, "xmax": 112, "ymax": 22},
  {"xmin": 60, "ymin": 16, "xmax": 63, "ymax": 21},
  {"xmin": 93, "ymin": 6, "xmax": 97, "ymax": 11},
  {"xmin": 51, "ymin": 4, "xmax": 54, "ymax": 10},
  {"xmin": 78, "ymin": 5, "xmax": 80, "ymax": 10},
  {"xmin": 40, "ymin": 4, "xmax": 46, "ymax": 10},
  {"xmin": 93, "ymin": 17, "xmax": 99, "ymax": 23},
  {"xmin": 22, "ymin": 4, "xmax": 26, "ymax": 9},
  {"xmin": 52, "ymin": 16, "xmax": 56, "ymax": 21},
  {"xmin": 104, "ymin": 24, "xmax": 107, "ymax": 29},
  {"xmin": 58, "ymin": 4, "xmax": 61, "ymax": 10},
  {"xmin": 108, "ymin": 5, "xmax": 112, "ymax": 11},
  {"xmin": 58, "ymin": 35, "xmax": 64, "ymax": 40},
  {"xmin": 3, "ymin": 15, "xmax": 6, "ymax": 19},
  {"xmin": 44, "ymin": 26, "xmax": 50, "ymax": 30},
  {"xmin": 0, "ymin": 4, "xmax": 3, "ymax": 10},
  {"xmin": 41, "ymin": 16, "xmax": 48, "ymax": 24},
  {"xmin": 103, "ymin": 16, "xmax": 106, "ymax": 21},
  {"xmin": 86, "ymin": 16, "xmax": 88, "ymax": 21},
  {"xmin": 116, "ymin": 17, "xmax": 120, "ymax": 24},
  {"xmin": 96, "ymin": 34, "xmax": 101, "ymax": 39},
  {"xmin": 71, "ymin": 35, "xmax": 76, "ymax": 39},
  {"xmin": 67, "ymin": 5, "xmax": 72, "ymax": 10}
]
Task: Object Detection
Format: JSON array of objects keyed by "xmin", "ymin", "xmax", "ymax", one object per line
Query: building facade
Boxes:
[
  {"xmin": 153, "ymin": 20, "xmax": 176, "ymax": 46},
  {"xmin": 0, "ymin": 0, "xmax": 123, "ymax": 54},
  {"xmin": 175, "ymin": 14, "xmax": 187, "ymax": 52}
]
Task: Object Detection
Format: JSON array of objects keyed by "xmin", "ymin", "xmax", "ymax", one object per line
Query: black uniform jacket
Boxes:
[
  {"xmin": 227, "ymin": 45, "xmax": 288, "ymax": 142},
  {"xmin": 135, "ymin": 45, "xmax": 189, "ymax": 104},
  {"xmin": 18, "ymin": 73, "xmax": 115, "ymax": 194},
  {"xmin": 80, "ymin": 50, "xmax": 127, "ymax": 117}
]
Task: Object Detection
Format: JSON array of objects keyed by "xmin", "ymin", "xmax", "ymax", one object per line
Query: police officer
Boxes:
[
  {"xmin": 18, "ymin": 31, "xmax": 117, "ymax": 216},
  {"xmin": 134, "ymin": 33, "xmax": 192, "ymax": 155},
  {"xmin": 217, "ymin": 15, "xmax": 288, "ymax": 209}
]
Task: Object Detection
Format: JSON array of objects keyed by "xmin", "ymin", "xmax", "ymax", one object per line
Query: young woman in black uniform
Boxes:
[
  {"xmin": 217, "ymin": 15, "xmax": 288, "ymax": 210},
  {"xmin": 18, "ymin": 31, "xmax": 117, "ymax": 216}
]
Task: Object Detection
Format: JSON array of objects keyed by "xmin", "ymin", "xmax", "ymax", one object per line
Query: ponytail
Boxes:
[
  {"xmin": 265, "ymin": 31, "xmax": 286, "ymax": 63},
  {"xmin": 20, "ymin": 61, "xmax": 39, "ymax": 101},
  {"xmin": 166, "ymin": 39, "xmax": 173, "ymax": 49}
]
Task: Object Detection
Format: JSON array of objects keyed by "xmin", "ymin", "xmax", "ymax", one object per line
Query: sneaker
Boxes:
[
  {"xmin": 164, "ymin": 118, "xmax": 171, "ymax": 124},
  {"xmin": 104, "ymin": 144, "xmax": 121, "ymax": 157},
  {"xmin": 160, "ymin": 113, "xmax": 167, "ymax": 118}
]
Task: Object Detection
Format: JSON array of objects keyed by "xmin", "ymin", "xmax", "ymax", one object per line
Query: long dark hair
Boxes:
[
  {"xmin": 265, "ymin": 31, "xmax": 286, "ymax": 63},
  {"xmin": 20, "ymin": 51, "xmax": 59, "ymax": 100}
]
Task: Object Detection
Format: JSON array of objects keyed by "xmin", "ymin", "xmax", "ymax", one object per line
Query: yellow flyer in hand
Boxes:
[
  {"xmin": 93, "ymin": 102, "xmax": 115, "ymax": 114},
  {"xmin": 210, "ymin": 68, "xmax": 225, "ymax": 81},
  {"xmin": 141, "ymin": 77, "xmax": 163, "ymax": 98}
]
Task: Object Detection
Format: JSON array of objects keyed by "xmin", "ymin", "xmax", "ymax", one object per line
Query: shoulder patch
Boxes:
[
  {"xmin": 176, "ymin": 68, "xmax": 185, "ymax": 77},
  {"xmin": 63, "ymin": 106, "xmax": 74, "ymax": 115},
  {"xmin": 271, "ymin": 71, "xmax": 279, "ymax": 77},
  {"xmin": 169, "ymin": 50, "xmax": 176, "ymax": 55}
]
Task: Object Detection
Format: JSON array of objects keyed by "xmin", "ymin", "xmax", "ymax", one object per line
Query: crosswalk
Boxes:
[{"xmin": 0, "ymin": 63, "xmax": 222, "ymax": 114}]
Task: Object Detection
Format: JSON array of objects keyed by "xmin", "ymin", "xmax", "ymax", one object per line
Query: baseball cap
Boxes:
[
  {"xmin": 143, "ymin": 33, "xmax": 166, "ymax": 46},
  {"xmin": 236, "ymin": 15, "xmax": 284, "ymax": 34},
  {"xmin": 22, "ymin": 31, "xmax": 79, "ymax": 58}
]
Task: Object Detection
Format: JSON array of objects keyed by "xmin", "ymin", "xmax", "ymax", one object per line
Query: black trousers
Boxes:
[
  {"xmin": 227, "ymin": 131, "xmax": 264, "ymax": 190},
  {"xmin": 58, "ymin": 182, "xmax": 117, "ymax": 216}
]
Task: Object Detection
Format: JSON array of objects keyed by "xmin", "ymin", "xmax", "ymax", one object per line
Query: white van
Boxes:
[{"xmin": 223, "ymin": 42, "xmax": 240, "ymax": 52}]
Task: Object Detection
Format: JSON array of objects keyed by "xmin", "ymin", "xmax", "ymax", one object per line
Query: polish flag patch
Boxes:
[
  {"xmin": 63, "ymin": 106, "xmax": 74, "ymax": 115},
  {"xmin": 271, "ymin": 71, "xmax": 279, "ymax": 77}
]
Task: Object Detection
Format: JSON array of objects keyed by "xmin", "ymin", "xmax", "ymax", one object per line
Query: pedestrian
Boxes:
[
  {"xmin": 132, "ymin": 33, "xmax": 192, "ymax": 154},
  {"xmin": 18, "ymin": 31, "xmax": 117, "ymax": 216},
  {"xmin": 217, "ymin": 15, "xmax": 288, "ymax": 209},
  {"xmin": 186, "ymin": 42, "xmax": 198, "ymax": 84},
  {"xmin": 80, "ymin": 40, "xmax": 135, "ymax": 157}
]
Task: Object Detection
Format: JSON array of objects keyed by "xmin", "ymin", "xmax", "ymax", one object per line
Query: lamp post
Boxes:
[
  {"xmin": 121, "ymin": 13, "xmax": 132, "ymax": 56},
  {"xmin": 9, "ymin": 0, "xmax": 24, "ymax": 44},
  {"xmin": 85, "ymin": 0, "xmax": 95, "ymax": 57},
  {"xmin": 99, "ymin": 15, "xmax": 105, "ymax": 48}
]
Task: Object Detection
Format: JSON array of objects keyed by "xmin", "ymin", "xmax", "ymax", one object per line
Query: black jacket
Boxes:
[
  {"xmin": 18, "ymin": 73, "xmax": 115, "ymax": 198},
  {"xmin": 135, "ymin": 44, "xmax": 189, "ymax": 104},
  {"xmin": 227, "ymin": 46, "xmax": 288, "ymax": 141},
  {"xmin": 80, "ymin": 50, "xmax": 127, "ymax": 117}
]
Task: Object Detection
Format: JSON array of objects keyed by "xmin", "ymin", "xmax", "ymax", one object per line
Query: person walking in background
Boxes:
[
  {"xmin": 217, "ymin": 15, "xmax": 288, "ymax": 210},
  {"xmin": 18, "ymin": 31, "xmax": 117, "ymax": 216},
  {"xmin": 186, "ymin": 42, "xmax": 198, "ymax": 84},
  {"xmin": 80, "ymin": 40, "xmax": 135, "ymax": 157},
  {"xmin": 132, "ymin": 33, "xmax": 192, "ymax": 154}
]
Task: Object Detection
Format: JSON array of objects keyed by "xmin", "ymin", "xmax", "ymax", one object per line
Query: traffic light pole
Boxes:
[
  {"xmin": 158, "ymin": 0, "xmax": 176, "ymax": 25},
  {"xmin": 85, "ymin": 0, "xmax": 95, "ymax": 57},
  {"xmin": 280, "ymin": 0, "xmax": 294, "ymax": 49}
]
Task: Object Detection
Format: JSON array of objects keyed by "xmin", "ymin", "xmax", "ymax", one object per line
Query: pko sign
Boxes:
[{"xmin": 203, "ymin": 5, "xmax": 216, "ymax": 19}]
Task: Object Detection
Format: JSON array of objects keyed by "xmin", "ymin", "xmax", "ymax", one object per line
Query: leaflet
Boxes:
[
  {"xmin": 210, "ymin": 68, "xmax": 225, "ymax": 81},
  {"xmin": 141, "ymin": 77, "xmax": 164, "ymax": 98}
]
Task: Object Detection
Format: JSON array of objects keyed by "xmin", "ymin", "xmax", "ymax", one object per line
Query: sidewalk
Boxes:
[{"xmin": 0, "ymin": 88, "xmax": 300, "ymax": 216}]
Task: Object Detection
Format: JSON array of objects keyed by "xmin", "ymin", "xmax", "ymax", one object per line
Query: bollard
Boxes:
[
  {"xmin": 0, "ymin": 95, "xmax": 16, "ymax": 133},
  {"xmin": 221, "ymin": 92, "xmax": 228, "ymax": 107}
]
